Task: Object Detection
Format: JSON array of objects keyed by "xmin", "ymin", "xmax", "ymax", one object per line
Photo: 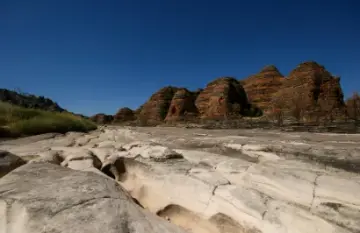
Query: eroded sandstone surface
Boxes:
[{"xmin": 1, "ymin": 127, "xmax": 360, "ymax": 233}]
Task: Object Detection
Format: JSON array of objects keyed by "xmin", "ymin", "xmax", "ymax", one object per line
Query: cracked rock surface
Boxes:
[{"xmin": 1, "ymin": 126, "xmax": 360, "ymax": 233}]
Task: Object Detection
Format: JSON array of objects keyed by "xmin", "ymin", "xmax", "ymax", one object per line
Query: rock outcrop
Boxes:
[
  {"xmin": 241, "ymin": 65, "xmax": 285, "ymax": 111},
  {"xmin": 195, "ymin": 77, "xmax": 249, "ymax": 119},
  {"xmin": 138, "ymin": 86, "xmax": 178, "ymax": 123},
  {"xmin": 113, "ymin": 107, "xmax": 136, "ymax": 123},
  {"xmin": 90, "ymin": 113, "xmax": 114, "ymax": 124},
  {"xmin": 1, "ymin": 127, "xmax": 360, "ymax": 233},
  {"xmin": 165, "ymin": 88, "xmax": 199, "ymax": 121},
  {"xmin": 0, "ymin": 162, "xmax": 187, "ymax": 233},
  {"xmin": 272, "ymin": 61, "xmax": 346, "ymax": 120}
]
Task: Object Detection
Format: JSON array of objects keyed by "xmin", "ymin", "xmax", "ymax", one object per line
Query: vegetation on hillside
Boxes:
[
  {"xmin": 346, "ymin": 92, "xmax": 360, "ymax": 121},
  {"xmin": 0, "ymin": 88, "xmax": 64, "ymax": 112},
  {"xmin": 0, "ymin": 102, "xmax": 96, "ymax": 137}
]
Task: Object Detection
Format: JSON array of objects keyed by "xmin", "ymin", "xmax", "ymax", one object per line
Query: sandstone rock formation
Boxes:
[
  {"xmin": 1, "ymin": 127, "xmax": 360, "ymax": 233},
  {"xmin": 165, "ymin": 88, "xmax": 199, "ymax": 121},
  {"xmin": 113, "ymin": 107, "xmax": 136, "ymax": 123},
  {"xmin": 195, "ymin": 77, "xmax": 249, "ymax": 119},
  {"xmin": 241, "ymin": 65, "xmax": 285, "ymax": 112},
  {"xmin": 138, "ymin": 86, "xmax": 178, "ymax": 123},
  {"xmin": 90, "ymin": 113, "xmax": 114, "ymax": 124},
  {"xmin": 0, "ymin": 162, "xmax": 187, "ymax": 233},
  {"xmin": 272, "ymin": 61, "xmax": 347, "ymax": 121}
]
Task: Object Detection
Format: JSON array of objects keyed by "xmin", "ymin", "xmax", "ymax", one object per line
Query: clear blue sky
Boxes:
[{"xmin": 1, "ymin": 0, "xmax": 359, "ymax": 116}]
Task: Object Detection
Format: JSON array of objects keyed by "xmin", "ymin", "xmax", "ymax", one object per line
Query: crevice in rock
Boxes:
[
  {"xmin": 101, "ymin": 164, "xmax": 116, "ymax": 179},
  {"xmin": 261, "ymin": 198, "xmax": 271, "ymax": 220},
  {"xmin": 310, "ymin": 174, "xmax": 320, "ymax": 210},
  {"xmin": 132, "ymin": 197, "xmax": 144, "ymax": 208},
  {"xmin": 100, "ymin": 157, "xmax": 127, "ymax": 181},
  {"xmin": 211, "ymin": 186, "xmax": 218, "ymax": 196}
]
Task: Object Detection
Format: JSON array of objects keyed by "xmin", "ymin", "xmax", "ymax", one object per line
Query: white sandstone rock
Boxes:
[{"xmin": 0, "ymin": 163, "xmax": 187, "ymax": 233}]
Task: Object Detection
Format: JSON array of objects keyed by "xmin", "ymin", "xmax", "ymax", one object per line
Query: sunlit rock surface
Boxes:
[{"xmin": 1, "ymin": 126, "xmax": 360, "ymax": 233}]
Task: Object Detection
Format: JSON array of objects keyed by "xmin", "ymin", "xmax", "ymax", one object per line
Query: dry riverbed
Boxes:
[{"xmin": 1, "ymin": 126, "xmax": 360, "ymax": 233}]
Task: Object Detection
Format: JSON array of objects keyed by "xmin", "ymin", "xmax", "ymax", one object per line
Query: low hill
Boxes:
[
  {"xmin": 0, "ymin": 88, "xmax": 64, "ymax": 112},
  {"xmin": 0, "ymin": 88, "xmax": 96, "ymax": 137},
  {"xmin": 0, "ymin": 102, "xmax": 96, "ymax": 138}
]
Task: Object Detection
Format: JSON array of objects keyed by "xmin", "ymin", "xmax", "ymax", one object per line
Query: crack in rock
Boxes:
[
  {"xmin": 261, "ymin": 198, "xmax": 271, "ymax": 220},
  {"xmin": 310, "ymin": 174, "xmax": 320, "ymax": 211},
  {"xmin": 50, "ymin": 196, "xmax": 122, "ymax": 218}
]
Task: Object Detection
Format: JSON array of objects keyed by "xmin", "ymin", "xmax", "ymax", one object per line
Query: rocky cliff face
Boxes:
[
  {"xmin": 139, "ymin": 86, "xmax": 178, "ymax": 123},
  {"xmin": 273, "ymin": 61, "xmax": 346, "ymax": 120},
  {"xmin": 113, "ymin": 107, "xmax": 135, "ymax": 123},
  {"xmin": 241, "ymin": 65, "xmax": 285, "ymax": 111},
  {"xmin": 90, "ymin": 113, "xmax": 114, "ymax": 124},
  {"xmin": 195, "ymin": 77, "xmax": 249, "ymax": 119},
  {"xmin": 165, "ymin": 88, "xmax": 199, "ymax": 122}
]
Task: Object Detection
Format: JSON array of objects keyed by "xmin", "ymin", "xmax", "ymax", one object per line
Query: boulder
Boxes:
[
  {"xmin": 113, "ymin": 107, "xmax": 135, "ymax": 123},
  {"xmin": 165, "ymin": 88, "xmax": 199, "ymax": 122},
  {"xmin": 241, "ymin": 65, "xmax": 285, "ymax": 112},
  {"xmin": 90, "ymin": 113, "xmax": 114, "ymax": 124},
  {"xmin": 0, "ymin": 162, "xmax": 187, "ymax": 233},
  {"xmin": 195, "ymin": 77, "xmax": 249, "ymax": 119},
  {"xmin": 138, "ymin": 86, "xmax": 178, "ymax": 124}
]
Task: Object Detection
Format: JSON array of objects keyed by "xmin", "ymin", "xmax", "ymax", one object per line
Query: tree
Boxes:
[
  {"xmin": 346, "ymin": 92, "xmax": 360, "ymax": 121},
  {"xmin": 290, "ymin": 93, "xmax": 305, "ymax": 123},
  {"xmin": 269, "ymin": 96, "xmax": 285, "ymax": 126}
]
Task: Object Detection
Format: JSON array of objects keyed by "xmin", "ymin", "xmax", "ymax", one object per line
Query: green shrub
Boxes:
[
  {"xmin": 0, "ymin": 101, "xmax": 96, "ymax": 137},
  {"xmin": 243, "ymin": 105, "xmax": 263, "ymax": 117}
]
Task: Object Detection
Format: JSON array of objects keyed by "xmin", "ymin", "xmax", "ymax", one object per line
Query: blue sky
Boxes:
[{"xmin": 1, "ymin": 0, "xmax": 359, "ymax": 116}]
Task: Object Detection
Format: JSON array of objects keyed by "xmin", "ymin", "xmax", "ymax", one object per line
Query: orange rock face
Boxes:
[
  {"xmin": 195, "ymin": 77, "xmax": 249, "ymax": 119},
  {"xmin": 139, "ymin": 86, "xmax": 178, "ymax": 123},
  {"xmin": 273, "ymin": 61, "xmax": 346, "ymax": 119},
  {"xmin": 113, "ymin": 107, "xmax": 135, "ymax": 122},
  {"xmin": 165, "ymin": 88, "xmax": 199, "ymax": 121},
  {"xmin": 241, "ymin": 65, "xmax": 285, "ymax": 111},
  {"xmin": 90, "ymin": 113, "xmax": 113, "ymax": 124}
]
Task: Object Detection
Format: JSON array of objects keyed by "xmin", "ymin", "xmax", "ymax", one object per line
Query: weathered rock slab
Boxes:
[{"xmin": 0, "ymin": 163, "xmax": 186, "ymax": 233}]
